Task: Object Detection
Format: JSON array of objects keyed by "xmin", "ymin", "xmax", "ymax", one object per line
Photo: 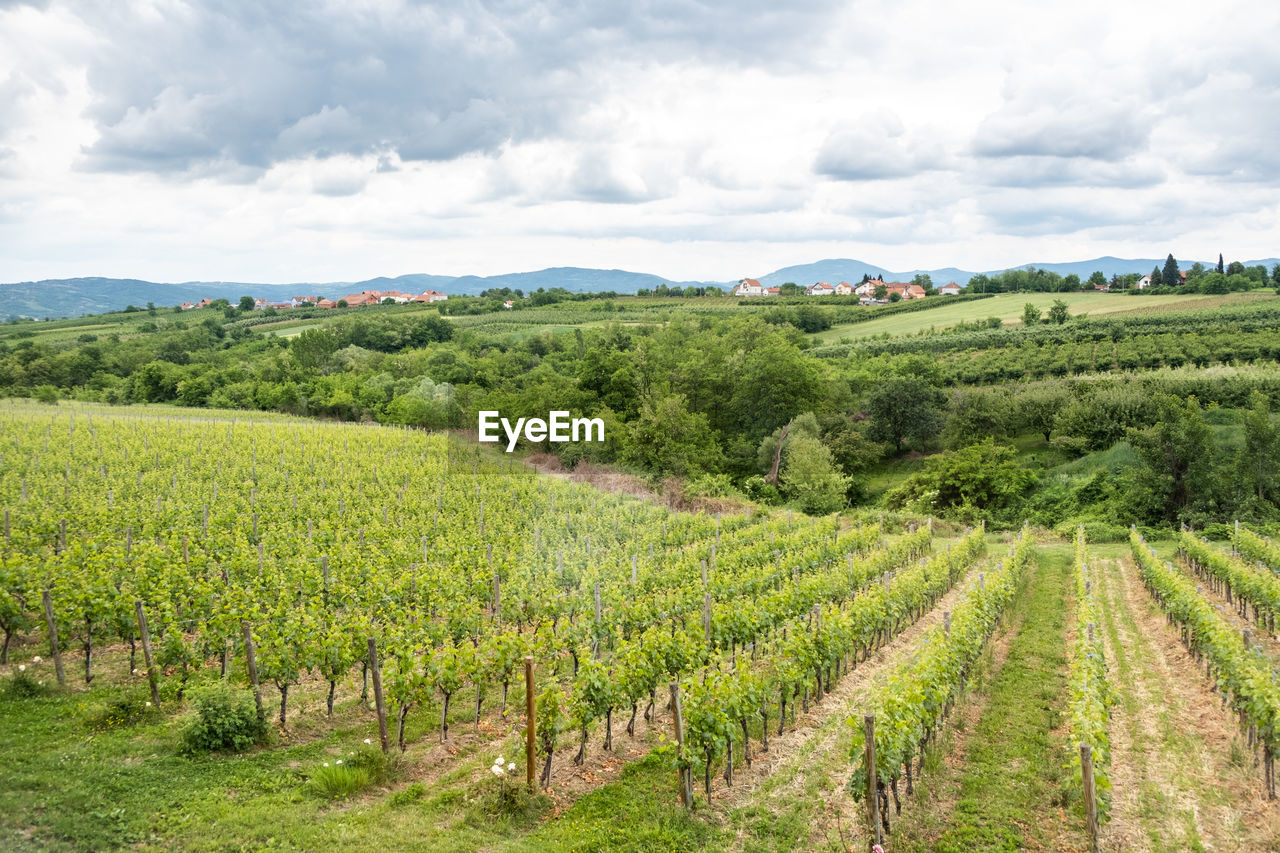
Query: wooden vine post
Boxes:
[
  {"xmin": 41, "ymin": 589, "xmax": 66, "ymax": 687},
  {"xmin": 524, "ymin": 656, "xmax": 536, "ymax": 792},
  {"xmin": 241, "ymin": 620, "xmax": 263, "ymax": 717},
  {"xmin": 368, "ymin": 638, "xmax": 390, "ymax": 752},
  {"xmin": 864, "ymin": 714, "xmax": 882, "ymax": 849},
  {"xmin": 670, "ymin": 681, "xmax": 693, "ymax": 808},
  {"xmin": 1081, "ymin": 743, "xmax": 1100, "ymax": 853},
  {"xmin": 134, "ymin": 600, "xmax": 160, "ymax": 706}
]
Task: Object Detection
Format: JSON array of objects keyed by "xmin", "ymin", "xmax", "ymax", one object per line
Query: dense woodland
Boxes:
[{"xmin": 3, "ymin": 287, "xmax": 1280, "ymax": 536}]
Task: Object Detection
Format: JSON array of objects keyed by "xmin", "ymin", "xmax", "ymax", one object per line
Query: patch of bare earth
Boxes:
[
  {"xmin": 1100, "ymin": 555, "xmax": 1280, "ymax": 852},
  {"xmin": 524, "ymin": 454, "xmax": 756, "ymax": 515},
  {"xmin": 713, "ymin": 562, "xmax": 1012, "ymax": 851}
]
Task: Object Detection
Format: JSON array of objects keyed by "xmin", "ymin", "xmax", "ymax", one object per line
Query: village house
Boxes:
[
  {"xmin": 732, "ymin": 278, "xmax": 765, "ymax": 297},
  {"xmin": 879, "ymin": 282, "xmax": 926, "ymax": 300},
  {"xmin": 316, "ymin": 298, "xmax": 337, "ymax": 308},
  {"xmin": 412, "ymin": 290, "xmax": 449, "ymax": 303},
  {"xmin": 833, "ymin": 281, "xmax": 854, "ymax": 295},
  {"xmin": 764, "ymin": 286, "xmax": 780, "ymax": 296},
  {"xmin": 805, "ymin": 281, "xmax": 835, "ymax": 296},
  {"xmin": 179, "ymin": 302, "xmax": 195, "ymax": 310},
  {"xmin": 938, "ymin": 282, "xmax": 962, "ymax": 296}
]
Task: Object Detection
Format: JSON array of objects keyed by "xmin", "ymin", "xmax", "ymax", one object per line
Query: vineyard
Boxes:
[{"xmin": 2, "ymin": 401, "xmax": 1280, "ymax": 851}]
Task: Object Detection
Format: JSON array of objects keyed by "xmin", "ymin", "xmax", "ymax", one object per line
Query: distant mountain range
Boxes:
[{"xmin": 3, "ymin": 257, "xmax": 1277, "ymax": 319}]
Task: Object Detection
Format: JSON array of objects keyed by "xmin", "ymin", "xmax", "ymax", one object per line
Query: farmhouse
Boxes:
[
  {"xmin": 805, "ymin": 281, "xmax": 835, "ymax": 296},
  {"xmin": 938, "ymin": 282, "xmax": 962, "ymax": 296},
  {"xmin": 732, "ymin": 278, "xmax": 765, "ymax": 297}
]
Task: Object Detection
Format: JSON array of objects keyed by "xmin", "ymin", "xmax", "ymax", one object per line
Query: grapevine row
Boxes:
[
  {"xmin": 1234, "ymin": 523, "xmax": 1280, "ymax": 575},
  {"xmin": 851, "ymin": 529, "xmax": 1035, "ymax": 833},
  {"xmin": 1177, "ymin": 530, "xmax": 1280, "ymax": 632},
  {"xmin": 1067, "ymin": 527, "xmax": 1111, "ymax": 821},
  {"xmin": 1130, "ymin": 530, "xmax": 1280, "ymax": 797}
]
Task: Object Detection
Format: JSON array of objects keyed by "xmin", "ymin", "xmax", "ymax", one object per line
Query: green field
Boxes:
[{"xmin": 811, "ymin": 290, "xmax": 1277, "ymax": 343}]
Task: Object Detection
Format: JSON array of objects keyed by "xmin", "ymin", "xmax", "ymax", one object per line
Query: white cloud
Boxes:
[{"xmin": 1, "ymin": 0, "xmax": 1279, "ymax": 284}]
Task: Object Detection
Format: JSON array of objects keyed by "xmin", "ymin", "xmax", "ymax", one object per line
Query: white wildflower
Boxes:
[
  {"xmin": 324, "ymin": 762, "xmax": 329, "ymax": 767},
  {"xmin": 507, "ymin": 763, "xmax": 516, "ymax": 772},
  {"xmin": 494, "ymin": 755, "xmax": 504, "ymax": 766},
  {"xmin": 491, "ymin": 765, "xmax": 504, "ymax": 776},
  {"xmin": 364, "ymin": 738, "xmax": 372, "ymax": 744},
  {"xmin": 32, "ymin": 656, "xmax": 41, "ymax": 663},
  {"xmin": 18, "ymin": 664, "xmax": 25, "ymax": 672},
  {"xmin": 336, "ymin": 760, "xmax": 343, "ymax": 765},
  {"xmin": 145, "ymin": 701, "xmax": 152, "ymax": 707}
]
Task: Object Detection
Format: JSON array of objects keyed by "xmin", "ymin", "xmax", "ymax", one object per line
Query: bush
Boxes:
[
  {"xmin": 1051, "ymin": 519, "xmax": 1129, "ymax": 543},
  {"xmin": 180, "ymin": 682, "xmax": 267, "ymax": 754},
  {"xmin": 1198, "ymin": 522, "xmax": 1235, "ymax": 541},
  {"xmin": 884, "ymin": 439, "xmax": 1036, "ymax": 524},
  {"xmin": 684, "ymin": 473, "xmax": 741, "ymax": 499}
]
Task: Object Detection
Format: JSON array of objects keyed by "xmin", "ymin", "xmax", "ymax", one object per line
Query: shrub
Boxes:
[
  {"xmin": 1052, "ymin": 519, "xmax": 1128, "ymax": 543},
  {"xmin": 180, "ymin": 682, "xmax": 267, "ymax": 754},
  {"xmin": 885, "ymin": 439, "xmax": 1036, "ymax": 524},
  {"xmin": 741, "ymin": 474, "xmax": 782, "ymax": 505},
  {"xmin": 1198, "ymin": 522, "xmax": 1235, "ymax": 541}
]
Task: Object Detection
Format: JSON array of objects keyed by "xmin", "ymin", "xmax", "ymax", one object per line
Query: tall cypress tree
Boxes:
[
  {"xmin": 1150, "ymin": 265, "xmax": 1163, "ymax": 287},
  {"xmin": 1163, "ymin": 253, "xmax": 1180, "ymax": 287},
  {"xmin": 1217, "ymin": 253, "xmax": 1225, "ymax": 274}
]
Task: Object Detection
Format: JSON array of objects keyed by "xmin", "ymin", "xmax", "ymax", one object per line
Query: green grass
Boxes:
[
  {"xmin": 892, "ymin": 544, "xmax": 1084, "ymax": 852},
  {"xmin": 0, "ymin": 645, "xmax": 718, "ymax": 853},
  {"xmin": 499, "ymin": 754, "xmax": 725, "ymax": 852},
  {"xmin": 810, "ymin": 291, "xmax": 1277, "ymax": 343}
]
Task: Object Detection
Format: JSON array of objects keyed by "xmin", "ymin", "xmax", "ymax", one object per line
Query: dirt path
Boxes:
[
  {"xmin": 872, "ymin": 543, "xmax": 1087, "ymax": 852},
  {"xmin": 1098, "ymin": 553, "xmax": 1280, "ymax": 852},
  {"xmin": 711, "ymin": 559, "xmax": 997, "ymax": 851}
]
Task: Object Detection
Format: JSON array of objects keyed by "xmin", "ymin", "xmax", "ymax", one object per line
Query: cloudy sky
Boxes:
[{"xmin": 1, "ymin": 0, "xmax": 1278, "ymax": 283}]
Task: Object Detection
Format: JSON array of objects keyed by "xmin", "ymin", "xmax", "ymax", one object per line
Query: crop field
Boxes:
[
  {"xmin": 2, "ymin": 401, "xmax": 1279, "ymax": 852},
  {"xmin": 811, "ymin": 291, "xmax": 1278, "ymax": 344}
]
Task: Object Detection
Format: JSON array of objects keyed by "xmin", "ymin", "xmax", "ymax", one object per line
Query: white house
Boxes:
[
  {"xmin": 834, "ymin": 281, "xmax": 854, "ymax": 295},
  {"xmin": 805, "ymin": 281, "xmax": 835, "ymax": 296},
  {"xmin": 733, "ymin": 278, "xmax": 765, "ymax": 297},
  {"xmin": 938, "ymin": 282, "xmax": 962, "ymax": 296}
]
